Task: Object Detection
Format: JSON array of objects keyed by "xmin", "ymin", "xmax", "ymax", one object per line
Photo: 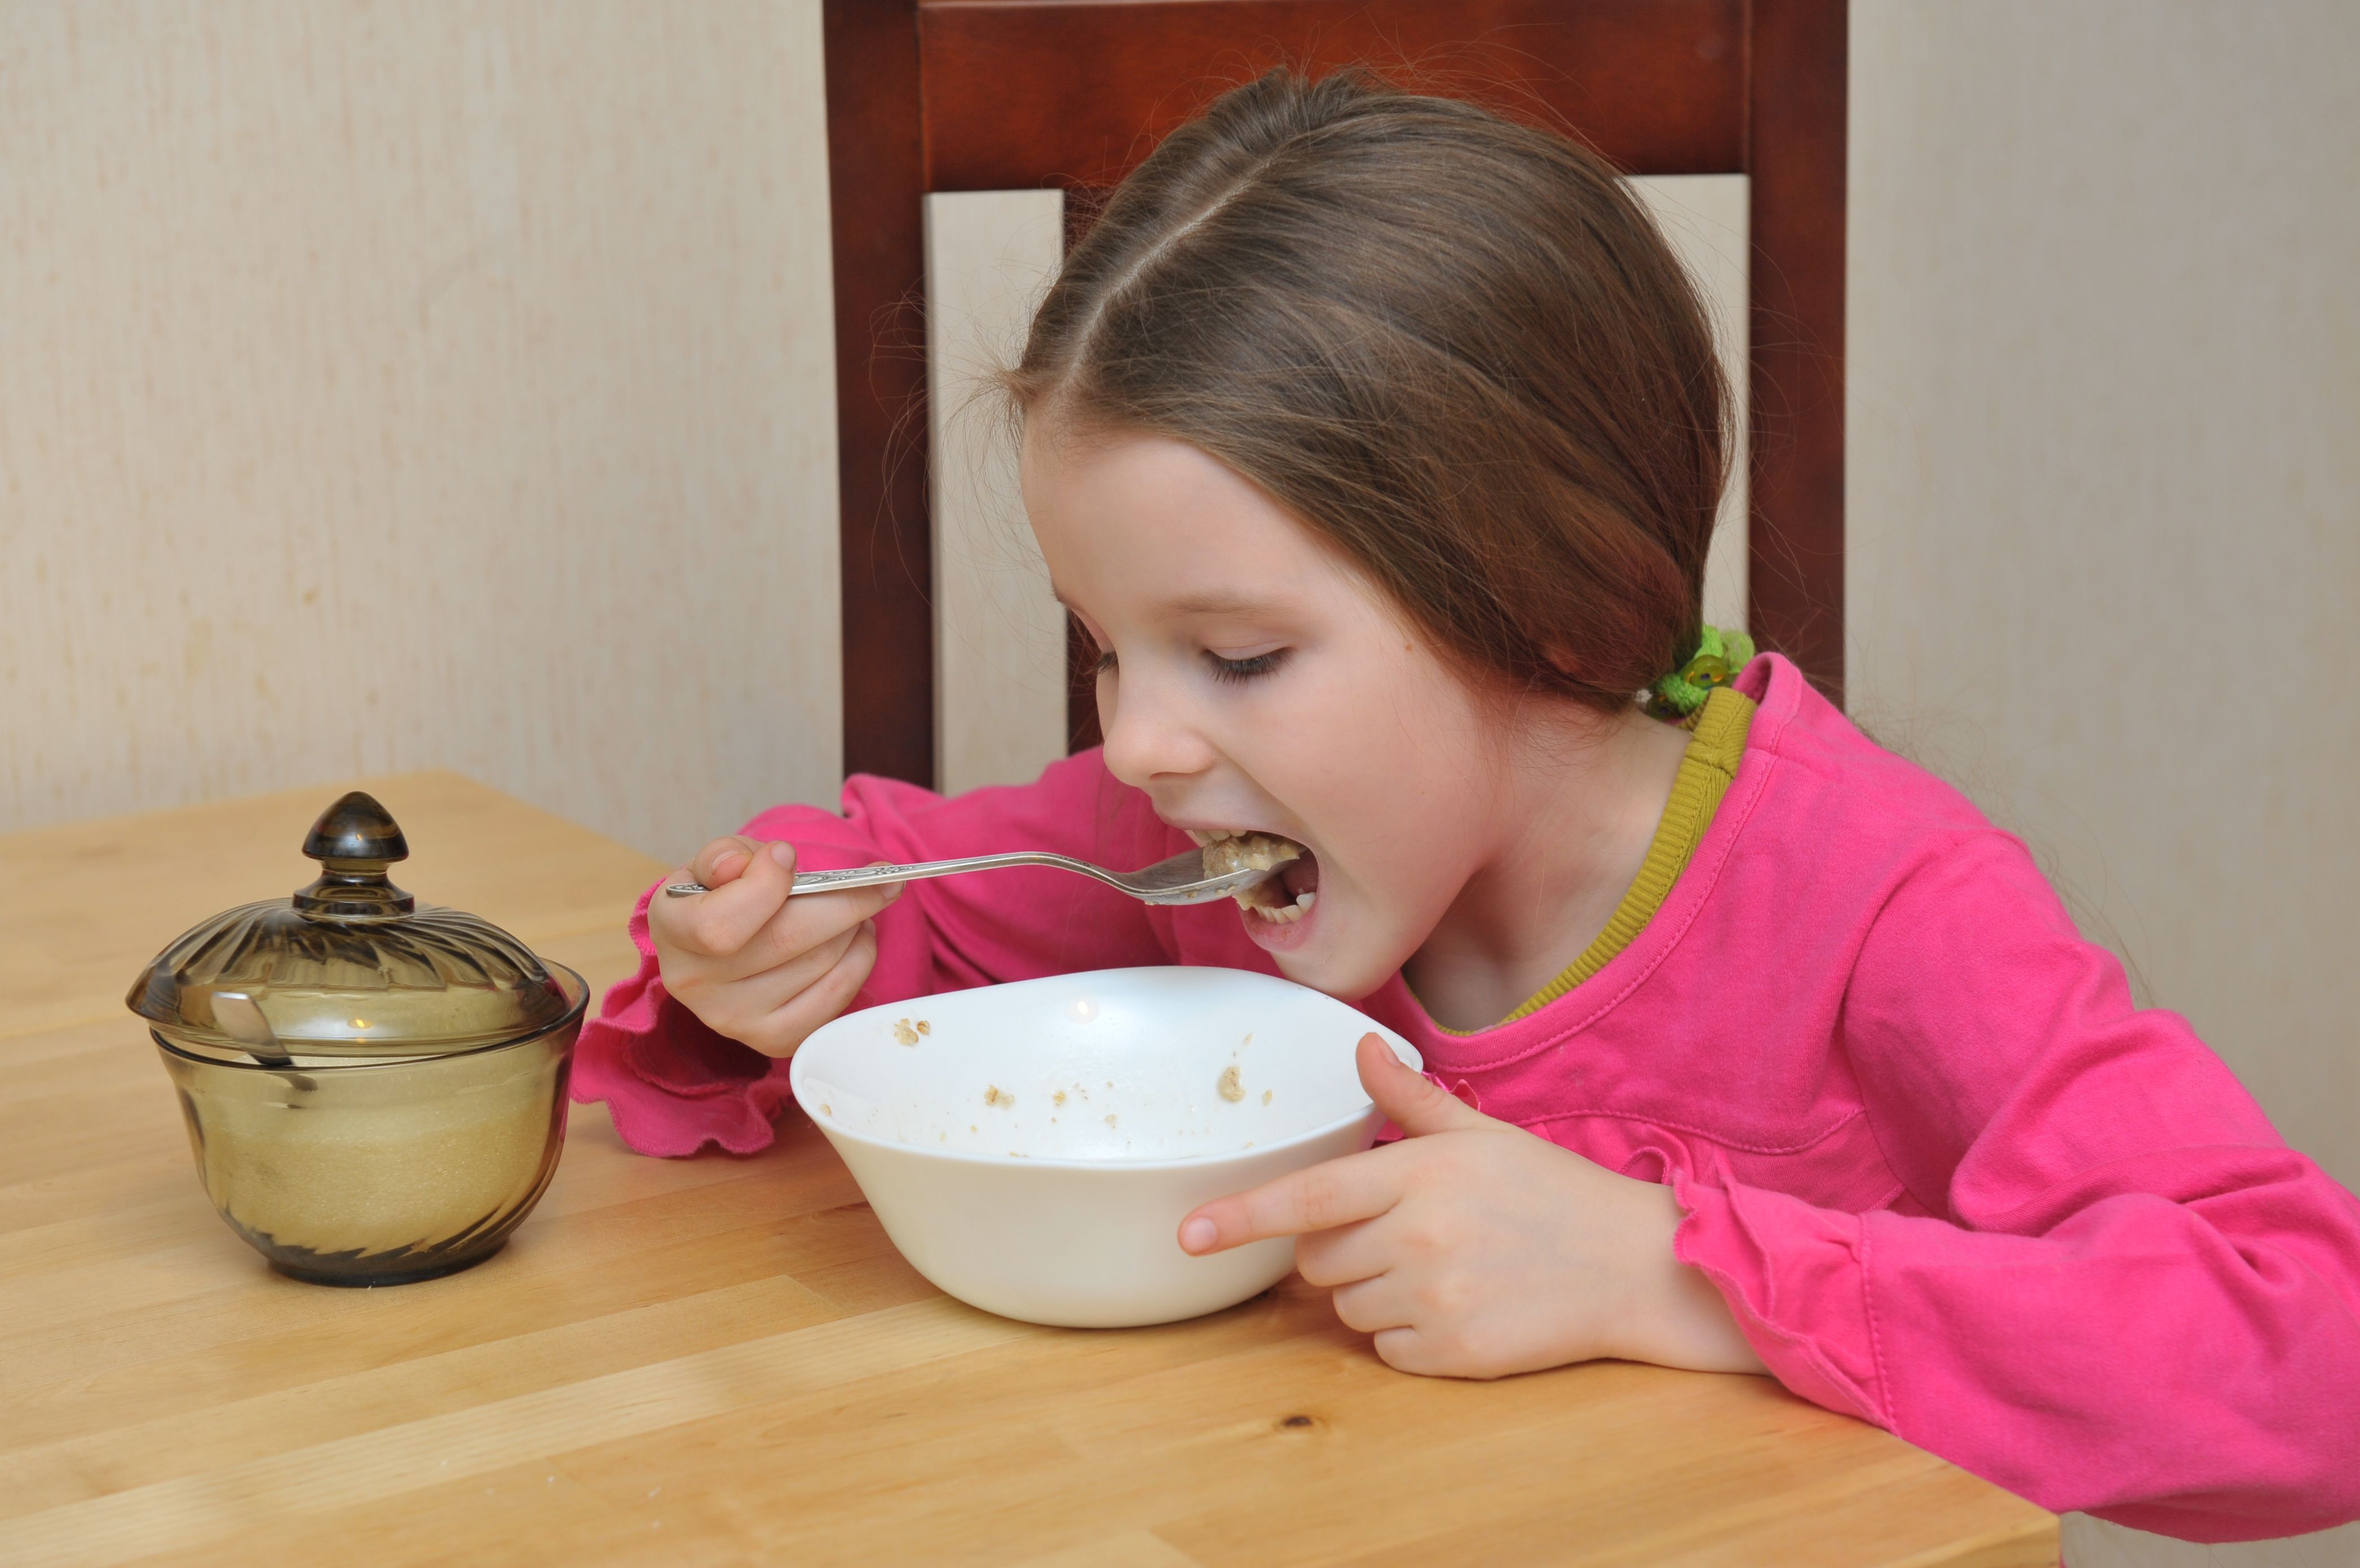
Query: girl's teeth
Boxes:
[
  {"xmin": 1252, "ymin": 888, "xmax": 1317, "ymax": 925},
  {"xmin": 1185, "ymin": 828, "xmax": 1239, "ymax": 846}
]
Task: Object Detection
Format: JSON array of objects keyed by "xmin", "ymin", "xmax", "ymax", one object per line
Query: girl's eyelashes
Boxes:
[
  {"xmin": 1085, "ymin": 644, "xmax": 1284, "ymax": 682},
  {"xmin": 1206, "ymin": 648, "xmax": 1288, "ymax": 684}
]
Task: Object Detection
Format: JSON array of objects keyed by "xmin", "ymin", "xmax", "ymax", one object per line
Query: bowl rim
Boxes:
[{"xmin": 785, "ymin": 966, "xmax": 1420, "ymax": 1173}]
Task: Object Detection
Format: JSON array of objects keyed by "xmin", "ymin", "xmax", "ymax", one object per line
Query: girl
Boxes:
[{"xmin": 578, "ymin": 72, "xmax": 2360, "ymax": 1543}]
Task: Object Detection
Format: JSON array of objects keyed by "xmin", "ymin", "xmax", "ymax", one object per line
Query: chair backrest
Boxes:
[{"xmin": 825, "ymin": 0, "xmax": 1846, "ymax": 787}]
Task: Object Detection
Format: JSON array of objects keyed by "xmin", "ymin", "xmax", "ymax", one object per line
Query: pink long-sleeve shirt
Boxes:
[{"xmin": 573, "ymin": 653, "xmax": 2360, "ymax": 1542}]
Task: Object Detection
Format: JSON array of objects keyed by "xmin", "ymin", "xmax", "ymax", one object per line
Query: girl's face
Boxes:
[{"xmin": 1020, "ymin": 423, "xmax": 1520, "ymax": 1000}]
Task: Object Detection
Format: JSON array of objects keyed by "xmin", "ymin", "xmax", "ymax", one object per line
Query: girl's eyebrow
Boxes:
[
  {"xmin": 1050, "ymin": 585, "xmax": 1282, "ymax": 620},
  {"xmin": 1153, "ymin": 591, "xmax": 1281, "ymax": 619}
]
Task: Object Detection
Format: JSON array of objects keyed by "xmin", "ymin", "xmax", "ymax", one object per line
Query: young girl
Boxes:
[{"xmin": 577, "ymin": 72, "xmax": 2360, "ymax": 1543}]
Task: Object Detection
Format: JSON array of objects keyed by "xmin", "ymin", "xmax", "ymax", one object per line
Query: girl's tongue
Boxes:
[
  {"xmin": 1232, "ymin": 841, "xmax": 1319, "ymax": 926},
  {"xmin": 1277, "ymin": 853, "xmax": 1320, "ymax": 899}
]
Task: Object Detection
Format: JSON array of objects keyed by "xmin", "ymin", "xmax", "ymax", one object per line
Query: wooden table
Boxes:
[{"xmin": 0, "ymin": 773, "xmax": 2058, "ymax": 1566}]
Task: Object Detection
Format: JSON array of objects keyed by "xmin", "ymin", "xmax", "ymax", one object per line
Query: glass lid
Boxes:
[{"xmin": 126, "ymin": 791, "xmax": 578, "ymax": 1061}]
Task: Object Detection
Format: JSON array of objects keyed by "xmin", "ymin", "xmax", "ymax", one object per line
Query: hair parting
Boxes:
[{"xmin": 1005, "ymin": 67, "xmax": 1731, "ymax": 710}]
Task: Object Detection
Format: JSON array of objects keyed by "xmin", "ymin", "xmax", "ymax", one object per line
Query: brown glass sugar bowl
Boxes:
[{"xmin": 127, "ymin": 791, "xmax": 588, "ymax": 1287}]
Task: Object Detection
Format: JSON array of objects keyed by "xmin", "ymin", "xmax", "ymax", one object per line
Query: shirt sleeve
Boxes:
[
  {"xmin": 571, "ymin": 748, "xmax": 1183, "ymax": 1158},
  {"xmin": 1670, "ymin": 829, "xmax": 2360, "ymax": 1543}
]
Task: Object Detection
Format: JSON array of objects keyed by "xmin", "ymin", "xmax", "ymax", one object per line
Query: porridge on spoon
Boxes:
[{"xmin": 1190, "ymin": 830, "xmax": 1319, "ymax": 925}]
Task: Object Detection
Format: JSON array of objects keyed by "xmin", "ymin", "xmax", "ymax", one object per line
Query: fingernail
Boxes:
[
  {"xmin": 1179, "ymin": 1217, "xmax": 1217, "ymax": 1254},
  {"xmin": 711, "ymin": 849, "xmax": 749, "ymax": 879},
  {"xmin": 768, "ymin": 842, "xmax": 795, "ymax": 867}
]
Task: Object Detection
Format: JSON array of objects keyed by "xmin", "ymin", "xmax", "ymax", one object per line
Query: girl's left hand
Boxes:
[{"xmin": 1178, "ymin": 1033, "xmax": 1767, "ymax": 1380}]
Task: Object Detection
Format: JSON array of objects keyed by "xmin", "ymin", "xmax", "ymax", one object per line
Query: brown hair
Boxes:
[{"xmin": 1006, "ymin": 69, "xmax": 1728, "ymax": 710}]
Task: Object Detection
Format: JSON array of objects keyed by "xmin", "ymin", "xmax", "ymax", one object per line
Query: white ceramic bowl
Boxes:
[{"xmin": 788, "ymin": 966, "xmax": 1420, "ymax": 1328}]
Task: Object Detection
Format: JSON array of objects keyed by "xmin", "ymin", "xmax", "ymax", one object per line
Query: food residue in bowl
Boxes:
[
  {"xmin": 984, "ymin": 1085, "xmax": 1014, "ymax": 1107},
  {"xmin": 891, "ymin": 1019, "xmax": 919, "ymax": 1045},
  {"xmin": 1053, "ymin": 1089, "xmax": 1066, "ymax": 1106},
  {"xmin": 916, "ymin": 1020, "xmax": 931, "ymax": 1036},
  {"xmin": 1104, "ymin": 1113, "xmax": 1117, "ymax": 1128},
  {"xmin": 1262, "ymin": 1089, "xmax": 1274, "ymax": 1105},
  {"xmin": 1217, "ymin": 1065, "xmax": 1245, "ymax": 1102}
]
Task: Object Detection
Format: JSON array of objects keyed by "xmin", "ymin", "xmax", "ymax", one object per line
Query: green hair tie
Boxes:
[{"xmin": 1645, "ymin": 625, "xmax": 1756, "ymax": 721}]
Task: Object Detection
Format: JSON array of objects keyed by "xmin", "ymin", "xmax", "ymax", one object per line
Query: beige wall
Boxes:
[
  {"xmin": 926, "ymin": 187, "xmax": 1071, "ymax": 798},
  {"xmin": 1849, "ymin": 4, "xmax": 2360, "ymax": 1563},
  {"xmin": 1629, "ymin": 175, "xmax": 1751, "ymax": 639},
  {"xmin": 0, "ymin": 1, "xmax": 842, "ymax": 865}
]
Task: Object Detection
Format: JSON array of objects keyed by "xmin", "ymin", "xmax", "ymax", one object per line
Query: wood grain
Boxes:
[
  {"xmin": 825, "ymin": 0, "xmax": 938, "ymax": 788},
  {"xmin": 1747, "ymin": 0, "xmax": 1850, "ymax": 698},
  {"xmin": 0, "ymin": 779, "xmax": 2055, "ymax": 1565},
  {"xmin": 915, "ymin": 0, "xmax": 1748, "ymax": 191}
]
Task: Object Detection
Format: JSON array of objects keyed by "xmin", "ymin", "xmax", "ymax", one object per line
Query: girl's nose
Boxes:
[{"xmin": 1097, "ymin": 669, "xmax": 1219, "ymax": 788}]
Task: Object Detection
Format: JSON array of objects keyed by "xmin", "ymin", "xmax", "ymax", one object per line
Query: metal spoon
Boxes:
[
  {"xmin": 211, "ymin": 991, "xmax": 317, "ymax": 1092},
  {"xmin": 662, "ymin": 846, "xmax": 1285, "ymax": 908}
]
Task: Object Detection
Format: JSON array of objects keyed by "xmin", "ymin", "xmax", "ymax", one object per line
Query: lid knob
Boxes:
[
  {"xmin": 294, "ymin": 791, "xmax": 416, "ymax": 920},
  {"xmin": 302, "ymin": 790, "xmax": 409, "ymax": 863}
]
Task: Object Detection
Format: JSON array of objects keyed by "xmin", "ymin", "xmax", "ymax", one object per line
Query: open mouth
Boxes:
[{"xmin": 1187, "ymin": 829, "xmax": 1320, "ymax": 924}]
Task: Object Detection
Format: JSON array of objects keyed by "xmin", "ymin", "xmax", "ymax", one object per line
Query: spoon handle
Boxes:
[{"xmin": 663, "ymin": 851, "xmax": 1096, "ymax": 901}]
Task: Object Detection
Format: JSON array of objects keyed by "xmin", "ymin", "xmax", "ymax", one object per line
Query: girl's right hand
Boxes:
[{"xmin": 645, "ymin": 837, "xmax": 901, "ymax": 1057}]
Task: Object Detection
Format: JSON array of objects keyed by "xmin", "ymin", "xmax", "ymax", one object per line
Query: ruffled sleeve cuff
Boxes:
[
  {"xmin": 571, "ymin": 807, "xmax": 937, "ymax": 1158},
  {"xmin": 568, "ymin": 877, "xmax": 799, "ymax": 1157},
  {"xmin": 1671, "ymin": 1167, "xmax": 1893, "ymax": 1428}
]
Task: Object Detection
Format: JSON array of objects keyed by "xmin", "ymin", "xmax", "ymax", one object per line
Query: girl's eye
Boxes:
[
  {"xmin": 1206, "ymin": 650, "xmax": 1287, "ymax": 685},
  {"xmin": 1092, "ymin": 648, "xmax": 1117, "ymax": 676}
]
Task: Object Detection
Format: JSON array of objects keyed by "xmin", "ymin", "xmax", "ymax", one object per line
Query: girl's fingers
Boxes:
[
  {"xmin": 1178, "ymin": 1144, "xmax": 1405, "ymax": 1255},
  {"xmin": 1293, "ymin": 1216, "xmax": 1389, "ymax": 1288},
  {"xmin": 666, "ymin": 842, "xmax": 798, "ymax": 957},
  {"xmin": 742, "ymin": 867, "xmax": 900, "ymax": 973},
  {"xmin": 733, "ymin": 920, "xmax": 880, "ymax": 1058},
  {"xmin": 1332, "ymin": 1276, "xmax": 1468, "ymax": 1379},
  {"xmin": 692, "ymin": 835, "xmax": 766, "ymax": 889},
  {"xmin": 1329, "ymin": 1273, "xmax": 1413, "ymax": 1336},
  {"xmin": 1369, "ymin": 1326, "xmax": 1444, "ymax": 1376},
  {"xmin": 697, "ymin": 918, "xmax": 865, "ymax": 1030},
  {"xmin": 1358, "ymin": 1033, "xmax": 1490, "ymax": 1138}
]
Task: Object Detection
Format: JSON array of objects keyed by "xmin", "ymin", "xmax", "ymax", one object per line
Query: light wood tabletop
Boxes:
[{"xmin": 0, "ymin": 772, "xmax": 2059, "ymax": 1567}]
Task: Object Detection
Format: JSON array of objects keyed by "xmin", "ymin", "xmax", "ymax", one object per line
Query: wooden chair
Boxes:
[{"xmin": 823, "ymin": 0, "xmax": 1846, "ymax": 787}]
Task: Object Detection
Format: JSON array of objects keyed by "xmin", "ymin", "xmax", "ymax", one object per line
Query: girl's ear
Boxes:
[{"xmin": 1537, "ymin": 644, "xmax": 1600, "ymax": 695}]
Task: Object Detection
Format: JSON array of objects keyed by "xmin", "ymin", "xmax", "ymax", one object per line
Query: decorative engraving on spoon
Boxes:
[{"xmin": 660, "ymin": 845, "xmax": 1284, "ymax": 908}]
